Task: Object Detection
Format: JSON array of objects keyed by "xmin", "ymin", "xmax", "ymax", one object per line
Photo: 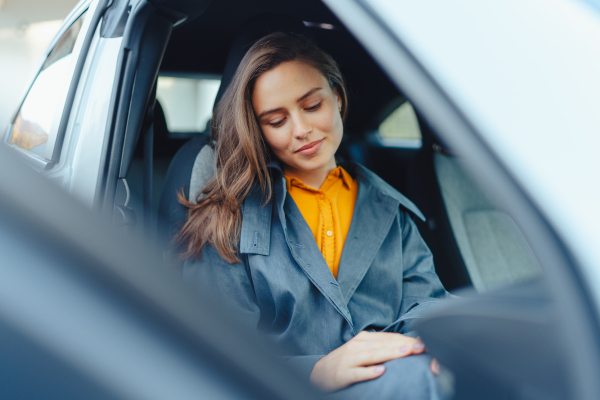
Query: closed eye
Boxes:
[
  {"xmin": 269, "ymin": 117, "xmax": 286, "ymax": 128},
  {"xmin": 305, "ymin": 101, "xmax": 322, "ymax": 112}
]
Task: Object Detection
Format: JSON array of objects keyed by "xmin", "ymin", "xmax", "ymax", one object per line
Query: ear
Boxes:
[{"xmin": 335, "ymin": 91, "xmax": 342, "ymax": 112}]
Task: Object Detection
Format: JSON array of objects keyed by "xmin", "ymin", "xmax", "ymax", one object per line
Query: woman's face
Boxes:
[{"xmin": 252, "ymin": 60, "xmax": 343, "ymax": 182}]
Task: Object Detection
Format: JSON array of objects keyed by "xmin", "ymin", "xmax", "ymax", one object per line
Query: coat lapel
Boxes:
[
  {"xmin": 275, "ymin": 175, "xmax": 355, "ymax": 330},
  {"xmin": 239, "ymin": 183, "xmax": 272, "ymax": 256},
  {"xmin": 239, "ymin": 165, "xmax": 355, "ymax": 330},
  {"xmin": 336, "ymin": 170, "xmax": 401, "ymax": 304}
]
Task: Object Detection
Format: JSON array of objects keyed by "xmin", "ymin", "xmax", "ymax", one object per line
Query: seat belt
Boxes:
[{"xmin": 143, "ymin": 94, "xmax": 156, "ymax": 242}]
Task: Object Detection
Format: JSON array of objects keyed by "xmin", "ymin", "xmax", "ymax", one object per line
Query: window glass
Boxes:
[
  {"xmin": 377, "ymin": 101, "xmax": 422, "ymax": 148},
  {"xmin": 156, "ymin": 76, "xmax": 221, "ymax": 134},
  {"xmin": 8, "ymin": 13, "xmax": 87, "ymax": 160}
]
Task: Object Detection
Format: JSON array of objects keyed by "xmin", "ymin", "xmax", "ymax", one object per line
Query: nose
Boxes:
[{"xmin": 292, "ymin": 113, "xmax": 312, "ymax": 140}]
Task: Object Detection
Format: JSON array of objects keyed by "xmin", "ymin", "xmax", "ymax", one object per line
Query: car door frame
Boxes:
[{"xmin": 2, "ymin": 0, "xmax": 106, "ymax": 170}]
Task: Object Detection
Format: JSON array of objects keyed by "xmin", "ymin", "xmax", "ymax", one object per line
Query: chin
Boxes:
[{"xmin": 294, "ymin": 158, "xmax": 332, "ymax": 173}]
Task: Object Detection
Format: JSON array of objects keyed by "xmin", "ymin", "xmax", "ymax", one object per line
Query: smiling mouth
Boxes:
[{"xmin": 295, "ymin": 139, "xmax": 324, "ymax": 153}]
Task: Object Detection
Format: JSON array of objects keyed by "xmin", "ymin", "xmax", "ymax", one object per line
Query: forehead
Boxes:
[{"xmin": 252, "ymin": 60, "xmax": 328, "ymax": 110}]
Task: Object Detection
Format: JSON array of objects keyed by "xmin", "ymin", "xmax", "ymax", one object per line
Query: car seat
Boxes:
[
  {"xmin": 433, "ymin": 150, "xmax": 542, "ymax": 291},
  {"xmin": 407, "ymin": 114, "xmax": 541, "ymax": 292},
  {"xmin": 126, "ymin": 100, "xmax": 173, "ymax": 235},
  {"xmin": 157, "ymin": 15, "xmax": 307, "ymax": 256}
]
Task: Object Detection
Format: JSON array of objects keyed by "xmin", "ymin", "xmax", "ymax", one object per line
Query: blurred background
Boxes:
[{"xmin": 0, "ymin": 0, "xmax": 79, "ymax": 131}]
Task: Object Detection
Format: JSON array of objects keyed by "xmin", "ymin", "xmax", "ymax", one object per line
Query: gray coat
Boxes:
[{"xmin": 184, "ymin": 161, "xmax": 449, "ymax": 388}]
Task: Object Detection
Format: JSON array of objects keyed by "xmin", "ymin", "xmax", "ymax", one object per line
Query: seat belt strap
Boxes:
[{"xmin": 143, "ymin": 98, "xmax": 156, "ymax": 240}]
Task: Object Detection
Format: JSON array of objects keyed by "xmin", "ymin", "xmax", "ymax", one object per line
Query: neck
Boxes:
[{"xmin": 282, "ymin": 158, "xmax": 337, "ymax": 189}]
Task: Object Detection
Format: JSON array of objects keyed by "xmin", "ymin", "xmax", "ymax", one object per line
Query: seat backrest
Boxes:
[
  {"xmin": 157, "ymin": 15, "xmax": 306, "ymax": 251},
  {"xmin": 126, "ymin": 100, "xmax": 174, "ymax": 237},
  {"xmin": 434, "ymin": 152, "xmax": 542, "ymax": 291},
  {"xmin": 157, "ymin": 132, "xmax": 210, "ymax": 247}
]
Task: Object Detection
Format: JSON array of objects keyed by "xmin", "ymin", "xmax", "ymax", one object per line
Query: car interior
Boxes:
[
  {"xmin": 114, "ymin": 0, "xmax": 542, "ymax": 294},
  {"xmin": 7, "ymin": 0, "xmax": 595, "ymax": 398}
]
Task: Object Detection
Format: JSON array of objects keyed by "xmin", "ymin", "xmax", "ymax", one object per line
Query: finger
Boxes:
[
  {"xmin": 389, "ymin": 337, "xmax": 425, "ymax": 355},
  {"xmin": 351, "ymin": 341, "xmax": 422, "ymax": 366},
  {"xmin": 430, "ymin": 358, "xmax": 440, "ymax": 375},
  {"xmin": 346, "ymin": 337, "xmax": 413, "ymax": 353},
  {"xmin": 346, "ymin": 365, "xmax": 386, "ymax": 385},
  {"xmin": 398, "ymin": 341, "xmax": 426, "ymax": 356},
  {"xmin": 354, "ymin": 332, "xmax": 423, "ymax": 350},
  {"xmin": 416, "ymin": 337, "xmax": 429, "ymax": 352},
  {"xmin": 410, "ymin": 340, "xmax": 426, "ymax": 354},
  {"xmin": 353, "ymin": 331, "xmax": 412, "ymax": 342}
]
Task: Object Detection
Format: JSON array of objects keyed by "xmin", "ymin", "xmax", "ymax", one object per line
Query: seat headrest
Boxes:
[{"xmin": 213, "ymin": 13, "xmax": 307, "ymax": 109}]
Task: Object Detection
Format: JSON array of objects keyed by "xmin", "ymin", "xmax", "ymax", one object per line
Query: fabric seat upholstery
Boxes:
[
  {"xmin": 157, "ymin": 132, "xmax": 210, "ymax": 246},
  {"xmin": 434, "ymin": 152, "xmax": 542, "ymax": 291}
]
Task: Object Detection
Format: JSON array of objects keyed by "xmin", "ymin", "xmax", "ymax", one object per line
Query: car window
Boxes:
[
  {"xmin": 7, "ymin": 12, "xmax": 88, "ymax": 161},
  {"xmin": 156, "ymin": 75, "xmax": 220, "ymax": 135},
  {"xmin": 377, "ymin": 101, "xmax": 422, "ymax": 148}
]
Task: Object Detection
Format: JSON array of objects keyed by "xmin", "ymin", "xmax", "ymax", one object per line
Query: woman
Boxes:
[{"xmin": 178, "ymin": 32, "xmax": 449, "ymax": 398}]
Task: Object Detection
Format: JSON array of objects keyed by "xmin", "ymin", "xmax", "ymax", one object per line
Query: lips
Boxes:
[{"xmin": 295, "ymin": 139, "xmax": 324, "ymax": 156}]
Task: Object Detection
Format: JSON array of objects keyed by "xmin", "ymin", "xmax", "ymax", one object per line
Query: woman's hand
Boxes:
[{"xmin": 309, "ymin": 331, "xmax": 432, "ymax": 392}]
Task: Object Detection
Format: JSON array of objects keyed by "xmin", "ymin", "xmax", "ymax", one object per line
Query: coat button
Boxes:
[{"xmin": 326, "ymin": 230, "xmax": 333, "ymax": 236}]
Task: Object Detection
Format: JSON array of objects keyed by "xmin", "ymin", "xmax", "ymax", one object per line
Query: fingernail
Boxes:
[
  {"xmin": 412, "ymin": 342, "xmax": 425, "ymax": 351},
  {"xmin": 400, "ymin": 345, "xmax": 409, "ymax": 354},
  {"xmin": 374, "ymin": 365, "xmax": 385, "ymax": 374}
]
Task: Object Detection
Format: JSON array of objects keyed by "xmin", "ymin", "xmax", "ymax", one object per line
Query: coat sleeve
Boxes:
[
  {"xmin": 183, "ymin": 244, "xmax": 261, "ymax": 327},
  {"xmin": 395, "ymin": 210, "xmax": 450, "ymax": 334},
  {"xmin": 183, "ymin": 244, "xmax": 324, "ymax": 381}
]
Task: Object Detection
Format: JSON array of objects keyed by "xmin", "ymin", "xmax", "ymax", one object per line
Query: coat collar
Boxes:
[
  {"xmin": 335, "ymin": 162, "xmax": 425, "ymax": 303},
  {"xmin": 239, "ymin": 160, "xmax": 283, "ymax": 255},
  {"xmin": 344, "ymin": 162, "xmax": 425, "ymax": 222},
  {"xmin": 285, "ymin": 165, "xmax": 355, "ymax": 192},
  {"xmin": 239, "ymin": 182, "xmax": 272, "ymax": 256},
  {"xmin": 238, "ymin": 160, "xmax": 426, "ymax": 258}
]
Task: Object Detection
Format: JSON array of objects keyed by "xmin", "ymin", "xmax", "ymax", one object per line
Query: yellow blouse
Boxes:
[{"xmin": 284, "ymin": 166, "xmax": 358, "ymax": 278}]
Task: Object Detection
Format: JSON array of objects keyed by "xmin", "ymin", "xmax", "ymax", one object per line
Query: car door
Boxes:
[
  {"xmin": 322, "ymin": 0, "xmax": 600, "ymax": 399},
  {"xmin": 3, "ymin": 0, "xmax": 126, "ymax": 210},
  {"xmin": 0, "ymin": 142, "xmax": 323, "ymax": 400}
]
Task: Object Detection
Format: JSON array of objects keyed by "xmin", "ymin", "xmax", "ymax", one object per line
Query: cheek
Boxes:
[
  {"xmin": 314, "ymin": 105, "xmax": 343, "ymax": 137},
  {"xmin": 262, "ymin": 129, "xmax": 292, "ymax": 156}
]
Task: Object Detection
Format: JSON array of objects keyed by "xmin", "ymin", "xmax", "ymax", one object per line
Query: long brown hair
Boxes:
[{"xmin": 175, "ymin": 32, "xmax": 348, "ymax": 263}]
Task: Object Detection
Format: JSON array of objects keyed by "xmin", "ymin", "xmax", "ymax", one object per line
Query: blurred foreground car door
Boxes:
[
  {"xmin": 322, "ymin": 0, "xmax": 600, "ymax": 399},
  {"xmin": 0, "ymin": 145, "xmax": 322, "ymax": 399}
]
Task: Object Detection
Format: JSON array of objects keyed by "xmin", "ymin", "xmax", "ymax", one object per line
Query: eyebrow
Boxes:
[
  {"xmin": 297, "ymin": 87, "xmax": 322, "ymax": 103},
  {"xmin": 256, "ymin": 87, "xmax": 323, "ymax": 120}
]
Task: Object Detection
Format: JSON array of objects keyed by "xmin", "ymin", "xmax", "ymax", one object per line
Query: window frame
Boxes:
[{"xmin": 2, "ymin": 0, "xmax": 96, "ymax": 170}]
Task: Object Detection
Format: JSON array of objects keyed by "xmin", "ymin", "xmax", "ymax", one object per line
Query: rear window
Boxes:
[
  {"xmin": 156, "ymin": 75, "xmax": 220, "ymax": 135},
  {"xmin": 377, "ymin": 101, "xmax": 422, "ymax": 148}
]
